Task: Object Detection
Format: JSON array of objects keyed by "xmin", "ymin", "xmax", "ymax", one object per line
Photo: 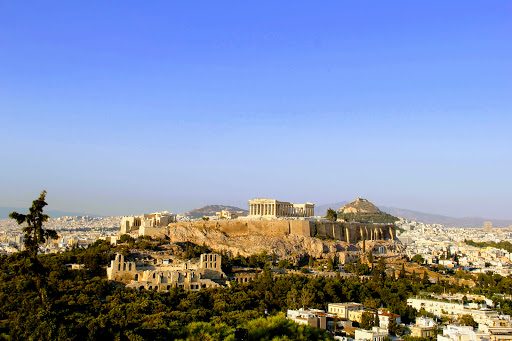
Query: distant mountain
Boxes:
[
  {"xmin": 315, "ymin": 202, "xmax": 348, "ymax": 217},
  {"xmin": 378, "ymin": 206, "xmax": 512, "ymax": 228},
  {"xmin": 181, "ymin": 205, "xmax": 248, "ymax": 219},
  {"xmin": 0, "ymin": 207, "xmax": 102, "ymax": 219},
  {"xmin": 316, "ymin": 202, "xmax": 512, "ymax": 228}
]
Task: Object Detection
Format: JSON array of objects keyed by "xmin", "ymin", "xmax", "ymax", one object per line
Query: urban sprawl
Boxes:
[{"xmin": 2, "ymin": 197, "xmax": 512, "ymax": 341}]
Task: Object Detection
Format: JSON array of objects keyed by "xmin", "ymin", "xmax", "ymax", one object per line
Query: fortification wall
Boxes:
[
  {"xmin": 151, "ymin": 220, "xmax": 396, "ymax": 243},
  {"xmin": 289, "ymin": 220, "xmax": 312, "ymax": 237}
]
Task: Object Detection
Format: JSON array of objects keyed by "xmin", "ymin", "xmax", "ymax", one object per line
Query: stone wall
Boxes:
[{"xmin": 142, "ymin": 220, "xmax": 396, "ymax": 243}]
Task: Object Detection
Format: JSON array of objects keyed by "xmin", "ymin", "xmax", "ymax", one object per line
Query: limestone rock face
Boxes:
[{"xmin": 163, "ymin": 223, "xmax": 404, "ymax": 265}]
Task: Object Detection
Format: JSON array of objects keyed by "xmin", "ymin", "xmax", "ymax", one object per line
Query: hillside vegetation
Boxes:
[
  {"xmin": 3, "ymin": 239, "xmax": 512, "ymax": 340},
  {"xmin": 337, "ymin": 198, "xmax": 399, "ymax": 224}
]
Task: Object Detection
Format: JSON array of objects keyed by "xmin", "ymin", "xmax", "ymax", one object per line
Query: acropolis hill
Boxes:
[
  {"xmin": 146, "ymin": 219, "xmax": 396, "ymax": 244},
  {"xmin": 119, "ymin": 198, "xmax": 402, "ymax": 261}
]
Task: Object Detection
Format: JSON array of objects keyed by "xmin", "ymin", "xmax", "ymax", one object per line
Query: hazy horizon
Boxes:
[
  {"xmin": 2, "ymin": 197, "xmax": 511, "ymax": 223},
  {"xmin": 1, "ymin": 2, "xmax": 511, "ymax": 219}
]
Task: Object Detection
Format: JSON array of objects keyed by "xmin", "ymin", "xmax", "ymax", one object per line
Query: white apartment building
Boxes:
[
  {"xmin": 378, "ymin": 311, "xmax": 401, "ymax": 329},
  {"xmin": 355, "ymin": 327, "xmax": 389, "ymax": 341},
  {"xmin": 437, "ymin": 325, "xmax": 488, "ymax": 341},
  {"xmin": 408, "ymin": 298, "xmax": 511, "ymax": 327}
]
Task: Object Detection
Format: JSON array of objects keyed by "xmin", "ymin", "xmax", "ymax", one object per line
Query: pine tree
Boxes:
[
  {"xmin": 399, "ymin": 263, "xmax": 406, "ymax": 279},
  {"xmin": 422, "ymin": 271, "xmax": 429, "ymax": 284},
  {"xmin": 9, "ymin": 190, "xmax": 59, "ymax": 306},
  {"xmin": 377, "ymin": 257, "xmax": 386, "ymax": 282},
  {"xmin": 327, "ymin": 256, "xmax": 334, "ymax": 271},
  {"xmin": 9, "ymin": 190, "xmax": 58, "ymax": 258},
  {"xmin": 325, "ymin": 208, "xmax": 338, "ymax": 222}
]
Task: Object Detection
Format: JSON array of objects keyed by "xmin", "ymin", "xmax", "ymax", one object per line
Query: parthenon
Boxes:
[{"xmin": 248, "ymin": 198, "xmax": 314, "ymax": 218}]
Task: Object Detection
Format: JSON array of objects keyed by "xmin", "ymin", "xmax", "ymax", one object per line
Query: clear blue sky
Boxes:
[{"xmin": 1, "ymin": 1, "xmax": 511, "ymax": 219}]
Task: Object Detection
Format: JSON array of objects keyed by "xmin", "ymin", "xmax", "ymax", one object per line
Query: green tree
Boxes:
[
  {"xmin": 422, "ymin": 271, "xmax": 429, "ymax": 284},
  {"xmin": 399, "ymin": 263, "xmax": 406, "ymax": 279},
  {"xmin": 119, "ymin": 234, "xmax": 135, "ymax": 244},
  {"xmin": 325, "ymin": 208, "xmax": 337, "ymax": 222},
  {"xmin": 361, "ymin": 311, "xmax": 376, "ymax": 330},
  {"xmin": 9, "ymin": 190, "xmax": 59, "ymax": 307},
  {"xmin": 459, "ymin": 314, "xmax": 478, "ymax": 328},
  {"xmin": 412, "ymin": 254, "xmax": 424, "ymax": 265},
  {"xmin": 9, "ymin": 190, "xmax": 58, "ymax": 258},
  {"xmin": 374, "ymin": 311, "xmax": 380, "ymax": 328},
  {"xmin": 327, "ymin": 256, "xmax": 334, "ymax": 271},
  {"xmin": 388, "ymin": 316, "xmax": 401, "ymax": 336},
  {"xmin": 368, "ymin": 250, "xmax": 374, "ymax": 266},
  {"xmin": 411, "ymin": 270, "xmax": 417, "ymax": 282},
  {"xmin": 309, "ymin": 255, "xmax": 314, "ymax": 268},
  {"xmin": 377, "ymin": 257, "xmax": 387, "ymax": 282}
]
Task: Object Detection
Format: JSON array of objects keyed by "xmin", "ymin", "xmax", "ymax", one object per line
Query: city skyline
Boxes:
[{"xmin": 1, "ymin": 2, "xmax": 511, "ymax": 219}]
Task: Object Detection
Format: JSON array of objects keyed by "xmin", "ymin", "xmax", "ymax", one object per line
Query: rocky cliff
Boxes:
[
  {"xmin": 163, "ymin": 223, "xmax": 404, "ymax": 264},
  {"xmin": 142, "ymin": 219, "xmax": 403, "ymax": 264}
]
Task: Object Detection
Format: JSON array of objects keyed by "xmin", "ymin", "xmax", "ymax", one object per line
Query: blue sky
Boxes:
[{"xmin": 1, "ymin": 2, "xmax": 511, "ymax": 219}]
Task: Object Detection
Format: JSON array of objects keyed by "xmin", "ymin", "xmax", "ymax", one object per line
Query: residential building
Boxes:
[
  {"xmin": 355, "ymin": 327, "xmax": 389, "ymax": 341},
  {"xmin": 287, "ymin": 308, "xmax": 334, "ymax": 330},
  {"xmin": 410, "ymin": 317, "xmax": 437, "ymax": 338},
  {"xmin": 378, "ymin": 311, "xmax": 401, "ymax": 329},
  {"xmin": 328, "ymin": 302, "xmax": 365, "ymax": 320}
]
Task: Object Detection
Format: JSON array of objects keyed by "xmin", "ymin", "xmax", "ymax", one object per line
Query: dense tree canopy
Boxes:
[{"xmin": 0, "ymin": 238, "xmax": 467, "ymax": 340}]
